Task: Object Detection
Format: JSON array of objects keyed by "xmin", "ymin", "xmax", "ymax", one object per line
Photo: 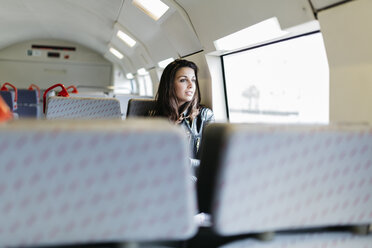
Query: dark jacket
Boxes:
[
  {"xmin": 179, "ymin": 107, "xmax": 215, "ymax": 159},
  {"xmin": 150, "ymin": 106, "xmax": 214, "ymax": 180}
]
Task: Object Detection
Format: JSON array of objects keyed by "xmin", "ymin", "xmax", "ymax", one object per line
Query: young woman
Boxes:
[{"xmin": 152, "ymin": 59, "xmax": 214, "ymax": 178}]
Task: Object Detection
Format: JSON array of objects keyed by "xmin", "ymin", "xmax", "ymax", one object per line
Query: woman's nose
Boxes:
[{"xmin": 187, "ymin": 80, "xmax": 193, "ymax": 88}]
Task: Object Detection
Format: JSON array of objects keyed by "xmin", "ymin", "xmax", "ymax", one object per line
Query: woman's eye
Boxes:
[{"xmin": 179, "ymin": 78, "xmax": 195, "ymax": 83}]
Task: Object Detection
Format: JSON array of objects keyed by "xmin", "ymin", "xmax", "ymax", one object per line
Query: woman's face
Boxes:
[{"xmin": 174, "ymin": 67, "xmax": 196, "ymax": 107}]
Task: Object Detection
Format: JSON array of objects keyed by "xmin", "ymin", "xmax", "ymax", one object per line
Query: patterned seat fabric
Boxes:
[
  {"xmin": 17, "ymin": 90, "xmax": 38, "ymax": 105},
  {"xmin": 45, "ymin": 96, "xmax": 122, "ymax": 119},
  {"xmin": 0, "ymin": 91, "xmax": 14, "ymax": 111},
  {"xmin": 198, "ymin": 123, "xmax": 372, "ymax": 236},
  {"xmin": 126, "ymin": 98, "xmax": 156, "ymax": 117},
  {"xmin": 16, "ymin": 90, "xmax": 40, "ymax": 118},
  {"xmin": 15, "ymin": 106, "xmax": 39, "ymax": 118},
  {"xmin": 0, "ymin": 119, "xmax": 197, "ymax": 247}
]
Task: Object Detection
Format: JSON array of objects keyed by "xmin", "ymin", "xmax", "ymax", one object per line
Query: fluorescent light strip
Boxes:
[
  {"xmin": 117, "ymin": 30, "xmax": 136, "ymax": 47},
  {"xmin": 214, "ymin": 17, "xmax": 289, "ymax": 51},
  {"xmin": 158, "ymin": 57, "xmax": 174, "ymax": 68},
  {"xmin": 109, "ymin": 47, "xmax": 124, "ymax": 59},
  {"xmin": 132, "ymin": 0, "xmax": 169, "ymax": 21}
]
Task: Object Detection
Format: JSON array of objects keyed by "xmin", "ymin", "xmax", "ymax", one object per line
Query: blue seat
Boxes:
[
  {"xmin": 15, "ymin": 89, "xmax": 40, "ymax": 118},
  {"xmin": 0, "ymin": 91, "xmax": 14, "ymax": 110},
  {"xmin": 17, "ymin": 89, "xmax": 38, "ymax": 104},
  {"xmin": 15, "ymin": 105, "xmax": 39, "ymax": 118}
]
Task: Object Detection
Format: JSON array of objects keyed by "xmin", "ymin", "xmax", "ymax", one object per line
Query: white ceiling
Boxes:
[
  {"xmin": 310, "ymin": 0, "xmax": 351, "ymax": 10},
  {"xmin": 0, "ymin": 0, "xmax": 121, "ymax": 54},
  {"xmin": 0, "ymin": 0, "xmax": 202, "ymax": 73},
  {"xmin": 177, "ymin": 0, "xmax": 316, "ymax": 53}
]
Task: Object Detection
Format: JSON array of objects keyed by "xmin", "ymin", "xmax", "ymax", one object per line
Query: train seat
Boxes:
[
  {"xmin": 126, "ymin": 98, "xmax": 156, "ymax": 118},
  {"xmin": 70, "ymin": 91, "xmax": 109, "ymax": 98},
  {"xmin": 15, "ymin": 105, "xmax": 39, "ymax": 118},
  {"xmin": 114, "ymin": 95, "xmax": 153, "ymax": 119},
  {"xmin": 198, "ymin": 123, "xmax": 372, "ymax": 237},
  {"xmin": 17, "ymin": 89, "xmax": 39, "ymax": 105},
  {"xmin": 15, "ymin": 89, "xmax": 40, "ymax": 118},
  {"xmin": 219, "ymin": 232, "xmax": 372, "ymax": 248},
  {"xmin": 0, "ymin": 119, "xmax": 198, "ymax": 247},
  {"xmin": 45, "ymin": 96, "xmax": 122, "ymax": 120},
  {"xmin": 0, "ymin": 91, "xmax": 15, "ymax": 111}
]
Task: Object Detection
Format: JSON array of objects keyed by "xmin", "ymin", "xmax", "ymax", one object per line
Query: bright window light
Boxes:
[
  {"xmin": 214, "ymin": 17, "xmax": 288, "ymax": 51},
  {"xmin": 158, "ymin": 57, "xmax": 174, "ymax": 68},
  {"xmin": 126, "ymin": 73, "xmax": 134, "ymax": 79},
  {"xmin": 109, "ymin": 47, "xmax": 124, "ymax": 59},
  {"xmin": 223, "ymin": 33, "xmax": 329, "ymax": 124},
  {"xmin": 132, "ymin": 0, "xmax": 169, "ymax": 21},
  {"xmin": 137, "ymin": 68, "xmax": 148, "ymax": 75},
  {"xmin": 113, "ymin": 65, "xmax": 133, "ymax": 94},
  {"xmin": 138, "ymin": 74, "xmax": 153, "ymax": 96},
  {"xmin": 117, "ymin": 30, "xmax": 136, "ymax": 47}
]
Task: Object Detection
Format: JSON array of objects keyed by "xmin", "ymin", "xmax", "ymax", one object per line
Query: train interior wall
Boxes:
[
  {"xmin": 318, "ymin": 0, "xmax": 372, "ymax": 124},
  {"xmin": 0, "ymin": 39, "xmax": 112, "ymax": 89}
]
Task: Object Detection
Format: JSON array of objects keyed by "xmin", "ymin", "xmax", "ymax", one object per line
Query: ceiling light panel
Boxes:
[
  {"xmin": 117, "ymin": 30, "xmax": 136, "ymax": 47},
  {"xmin": 109, "ymin": 47, "xmax": 124, "ymax": 59},
  {"xmin": 132, "ymin": 0, "xmax": 169, "ymax": 21}
]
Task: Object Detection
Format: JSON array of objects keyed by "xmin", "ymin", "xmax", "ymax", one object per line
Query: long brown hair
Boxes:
[{"xmin": 153, "ymin": 59, "xmax": 201, "ymax": 123}]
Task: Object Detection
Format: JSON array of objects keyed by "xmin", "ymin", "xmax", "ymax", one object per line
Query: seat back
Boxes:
[
  {"xmin": 45, "ymin": 96, "xmax": 122, "ymax": 119},
  {"xmin": 220, "ymin": 232, "xmax": 372, "ymax": 248},
  {"xmin": 0, "ymin": 119, "xmax": 197, "ymax": 247},
  {"xmin": 17, "ymin": 89, "xmax": 38, "ymax": 105},
  {"xmin": 15, "ymin": 89, "xmax": 40, "ymax": 118},
  {"xmin": 15, "ymin": 105, "xmax": 39, "ymax": 118},
  {"xmin": 0, "ymin": 91, "xmax": 14, "ymax": 111},
  {"xmin": 126, "ymin": 98, "xmax": 156, "ymax": 117},
  {"xmin": 114, "ymin": 95, "xmax": 153, "ymax": 118},
  {"xmin": 198, "ymin": 123, "xmax": 372, "ymax": 236}
]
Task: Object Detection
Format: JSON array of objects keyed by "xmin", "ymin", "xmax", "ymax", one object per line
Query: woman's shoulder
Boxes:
[
  {"xmin": 199, "ymin": 106, "xmax": 215, "ymax": 122},
  {"xmin": 199, "ymin": 106, "xmax": 213, "ymax": 114}
]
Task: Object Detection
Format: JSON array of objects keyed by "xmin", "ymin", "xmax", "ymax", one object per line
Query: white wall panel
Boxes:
[
  {"xmin": 0, "ymin": 39, "xmax": 112, "ymax": 88},
  {"xmin": 176, "ymin": 0, "xmax": 315, "ymax": 53},
  {"xmin": 318, "ymin": 0, "xmax": 372, "ymax": 124}
]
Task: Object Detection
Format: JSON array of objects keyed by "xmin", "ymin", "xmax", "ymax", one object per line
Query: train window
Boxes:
[
  {"xmin": 113, "ymin": 65, "xmax": 133, "ymax": 94},
  {"xmin": 137, "ymin": 68, "xmax": 153, "ymax": 97},
  {"xmin": 222, "ymin": 32, "xmax": 329, "ymax": 124}
]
